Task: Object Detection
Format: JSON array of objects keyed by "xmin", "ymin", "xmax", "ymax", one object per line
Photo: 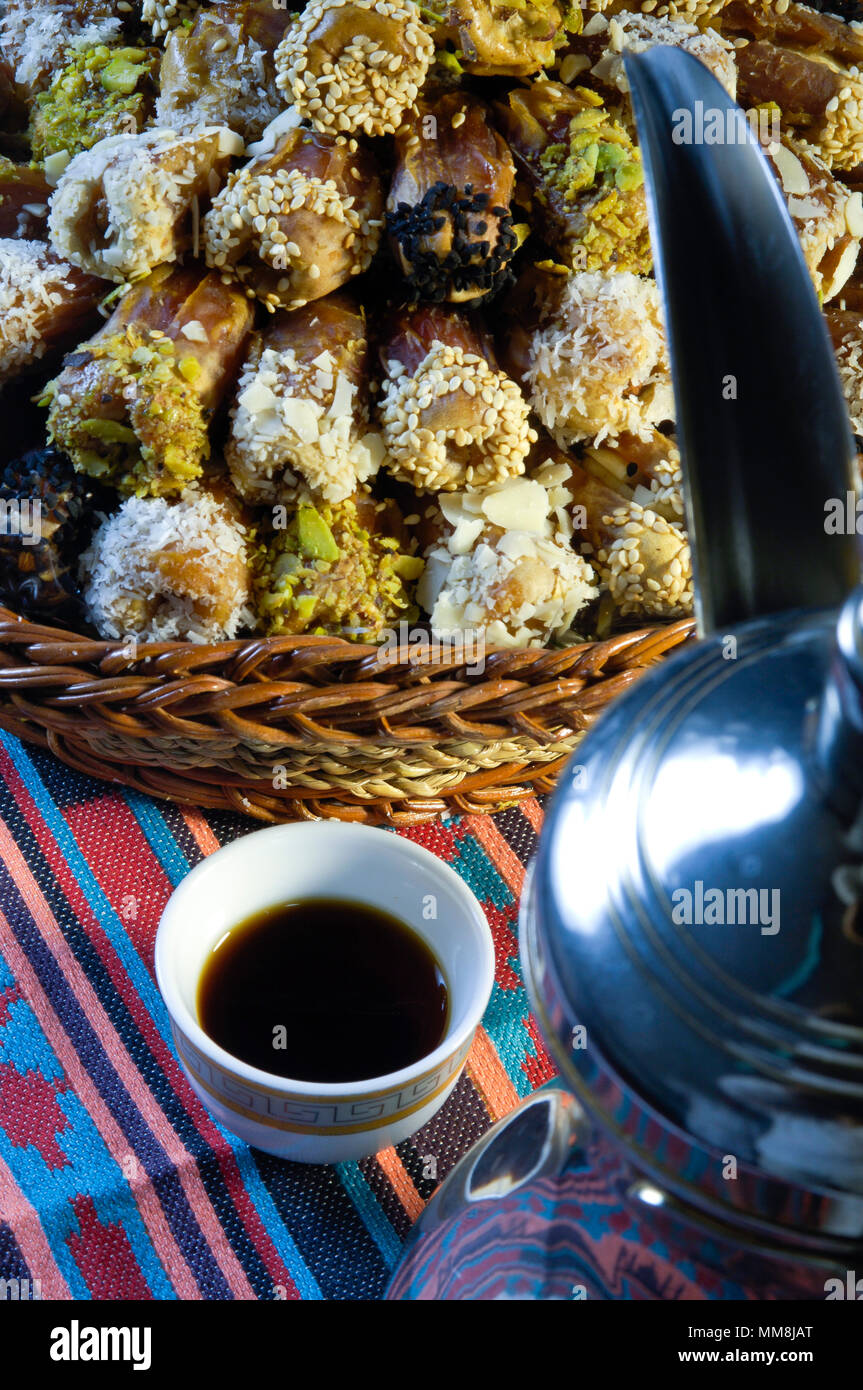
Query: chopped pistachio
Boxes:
[
  {"xmin": 30, "ymin": 41, "xmax": 155, "ymax": 160},
  {"xmin": 101, "ymin": 57, "xmax": 148, "ymax": 96},
  {"xmin": 561, "ymin": 0, "xmax": 583, "ymax": 33},
  {"xmin": 179, "ymin": 356, "xmax": 201, "ymax": 383},
  {"xmin": 80, "ymin": 418, "xmax": 138, "ymax": 445},
  {"xmin": 253, "ymin": 499, "xmax": 421, "ymax": 640},
  {"xmin": 46, "ymin": 327, "xmax": 210, "ymax": 495},
  {"xmin": 294, "ymin": 594, "xmax": 318, "ymax": 623},
  {"xmin": 296, "ymin": 505, "xmax": 340, "ymax": 562},
  {"xmin": 393, "ymin": 554, "xmax": 425, "ymax": 581}
]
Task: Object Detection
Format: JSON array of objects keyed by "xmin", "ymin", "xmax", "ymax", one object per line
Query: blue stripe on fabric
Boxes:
[
  {"xmin": 450, "ymin": 827, "xmax": 538, "ymax": 1099},
  {"xmin": 1, "ymin": 736, "xmax": 324, "ymax": 1300},
  {"xmin": 335, "ymin": 1162, "xmax": 401, "ymax": 1271}
]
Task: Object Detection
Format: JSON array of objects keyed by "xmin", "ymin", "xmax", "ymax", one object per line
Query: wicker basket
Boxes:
[{"xmin": 0, "ymin": 605, "xmax": 694, "ymax": 825}]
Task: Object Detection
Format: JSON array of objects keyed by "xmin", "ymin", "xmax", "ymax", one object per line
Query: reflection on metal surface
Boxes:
[{"xmin": 388, "ymin": 49, "xmax": 863, "ymax": 1303}]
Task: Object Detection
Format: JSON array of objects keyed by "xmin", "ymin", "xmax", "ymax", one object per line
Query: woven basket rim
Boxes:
[{"xmin": 0, "ymin": 602, "xmax": 696, "ymax": 822}]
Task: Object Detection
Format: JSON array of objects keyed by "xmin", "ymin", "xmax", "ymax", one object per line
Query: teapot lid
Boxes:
[{"xmin": 529, "ymin": 51, "xmax": 863, "ymax": 1242}]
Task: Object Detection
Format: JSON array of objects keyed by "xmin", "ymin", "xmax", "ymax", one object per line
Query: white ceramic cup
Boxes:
[{"xmin": 155, "ymin": 822, "xmax": 495, "ymax": 1163}]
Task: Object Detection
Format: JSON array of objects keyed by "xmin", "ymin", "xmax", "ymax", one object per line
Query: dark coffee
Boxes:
[{"xmin": 197, "ymin": 899, "xmax": 449, "ymax": 1083}]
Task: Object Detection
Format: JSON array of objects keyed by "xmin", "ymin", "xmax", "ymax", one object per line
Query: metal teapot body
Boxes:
[
  {"xmin": 388, "ymin": 606, "xmax": 863, "ymax": 1302},
  {"xmin": 388, "ymin": 48, "xmax": 863, "ymax": 1301}
]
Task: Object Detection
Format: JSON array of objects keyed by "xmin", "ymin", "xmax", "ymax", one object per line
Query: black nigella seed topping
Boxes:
[{"xmin": 387, "ymin": 184, "xmax": 516, "ymax": 301}]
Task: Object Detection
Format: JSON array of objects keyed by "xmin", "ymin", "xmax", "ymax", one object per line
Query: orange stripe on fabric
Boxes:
[
  {"xmin": 520, "ymin": 798, "xmax": 544, "ymax": 835},
  {"xmin": 61, "ymin": 798, "xmax": 297, "ymax": 1299},
  {"xmin": 464, "ymin": 814, "xmax": 526, "ymax": 898},
  {"xmin": 373, "ymin": 1147, "xmax": 425, "ymax": 1222},
  {"xmin": 181, "ymin": 809, "xmax": 221, "ymax": 857},
  {"xmin": 465, "ymin": 1026, "xmax": 520, "ymax": 1122},
  {"xmin": 0, "ymin": 1147, "xmax": 71, "ymax": 1300},
  {"xmin": 0, "ymin": 821, "xmax": 255, "ymax": 1300},
  {"xmin": 0, "ymin": 902, "xmax": 198, "ymax": 1300}
]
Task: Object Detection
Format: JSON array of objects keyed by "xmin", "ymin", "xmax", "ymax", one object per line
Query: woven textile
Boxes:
[{"xmin": 0, "ymin": 731, "xmax": 555, "ymax": 1300}]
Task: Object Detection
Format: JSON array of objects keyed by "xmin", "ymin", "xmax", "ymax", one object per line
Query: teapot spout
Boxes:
[{"xmin": 625, "ymin": 48, "xmax": 859, "ymax": 633}]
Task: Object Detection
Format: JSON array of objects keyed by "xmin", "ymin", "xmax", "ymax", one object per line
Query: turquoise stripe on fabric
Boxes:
[
  {"xmin": 335, "ymin": 1161, "xmax": 402, "ymax": 1270},
  {"xmin": 0, "ymin": 735, "xmax": 324, "ymax": 1301}
]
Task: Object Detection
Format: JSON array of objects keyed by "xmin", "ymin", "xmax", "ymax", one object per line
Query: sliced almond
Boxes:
[
  {"xmin": 824, "ymin": 238, "xmax": 860, "ymax": 300},
  {"xmin": 43, "ymin": 150, "xmax": 72, "ymax": 186},
  {"xmin": 787, "ymin": 195, "xmax": 823, "ymax": 222},
  {"xmin": 481, "ymin": 478, "xmax": 549, "ymax": 533},
  {"xmin": 328, "ymin": 370, "xmax": 356, "ymax": 419},
  {"xmin": 180, "ymin": 319, "xmax": 208, "ymax": 342},
  {"xmin": 770, "ymin": 141, "xmax": 810, "ymax": 197},
  {"xmin": 216, "ymin": 128, "xmax": 245, "ymax": 158},
  {"xmin": 582, "ymin": 12, "xmax": 609, "ymax": 36},
  {"xmin": 281, "ymin": 397, "xmax": 321, "ymax": 444},
  {"xmin": 498, "ymin": 530, "xmax": 539, "ymax": 561},
  {"xmin": 238, "ymin": 379, "xmax": 279, "ymax": 413},
  {"xmin": 846, "ymin": 190, "xmax": 863, "ymax": 238},
  {"xmin": 439, "ymin": 492, "xmax": 472, "ymax": 528},
  {"xmin": 448, "ymin": 518, "xmax": 485, "ymax": 555}
]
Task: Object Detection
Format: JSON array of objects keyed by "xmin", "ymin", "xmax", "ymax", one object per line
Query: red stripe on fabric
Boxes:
[
  {"xmin": 0, "ymin": 775, "xmax": 256, "ymax": 1301},
  {"xmin": 483, "ymin": 899, "xmax": 522, "ymax": 992},
  {"xmin": 63, "ymin": 795, "xmax": 174, "ymax": 973},
  {"xmin": 455, "ymin": 816, "xmax": 522, "ymax": 992},
  {"xmin": 522, "ymin": 1012, "xmax": 557, "ymax": 1090},
  {"xmin": 397, "ymin": 819, "xmax": 461, "ymax": 862},
  {"xmin": 0, "ymin": 899, "xmax": 198, "ymax": 1299},
  {"xmin": 0, "ymin": 1148, "xmax": 71, "ymax": 1299},
  {"xmin": 54, "ymin": 795, "xmax": 300, "ymax": 1300}
]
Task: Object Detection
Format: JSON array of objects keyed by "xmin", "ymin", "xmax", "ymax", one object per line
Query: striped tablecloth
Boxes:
[{"xmin": 0, "ymin": 731, "xmax": 555, "ymax": 1300}]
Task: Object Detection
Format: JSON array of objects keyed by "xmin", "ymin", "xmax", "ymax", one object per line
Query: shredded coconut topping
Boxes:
[
  {"xmin": 0, "ymin": 4, "xmax": 120, "ymax": 89},
  {"xmin": 586, "ymin": 10, "xmax": 737, "ymax": 98},
  {"xmin": 526, "ymin": 271, "xmax": 674, "ymax": 446},
  {"xmin": 0, "ymin": 238, "xmax": 81, "ymax": 384},
  {"xmin": 48, "ymin": 127, "xmax": 232, "ymax": 283},
  {"xmin": 80, "ymin": 488, "xmax": 253, "ymax": 643}
]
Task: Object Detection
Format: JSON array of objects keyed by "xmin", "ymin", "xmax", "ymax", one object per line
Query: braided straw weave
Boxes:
[{"xmin": 0, "ymin": 606, "xmax": 694, "ymax": 824}]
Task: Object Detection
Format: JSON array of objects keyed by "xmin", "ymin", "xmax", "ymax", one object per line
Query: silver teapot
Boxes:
[{"xmin": 387, "ymin": 48, "xmax": 863, "ymax": 1301}]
